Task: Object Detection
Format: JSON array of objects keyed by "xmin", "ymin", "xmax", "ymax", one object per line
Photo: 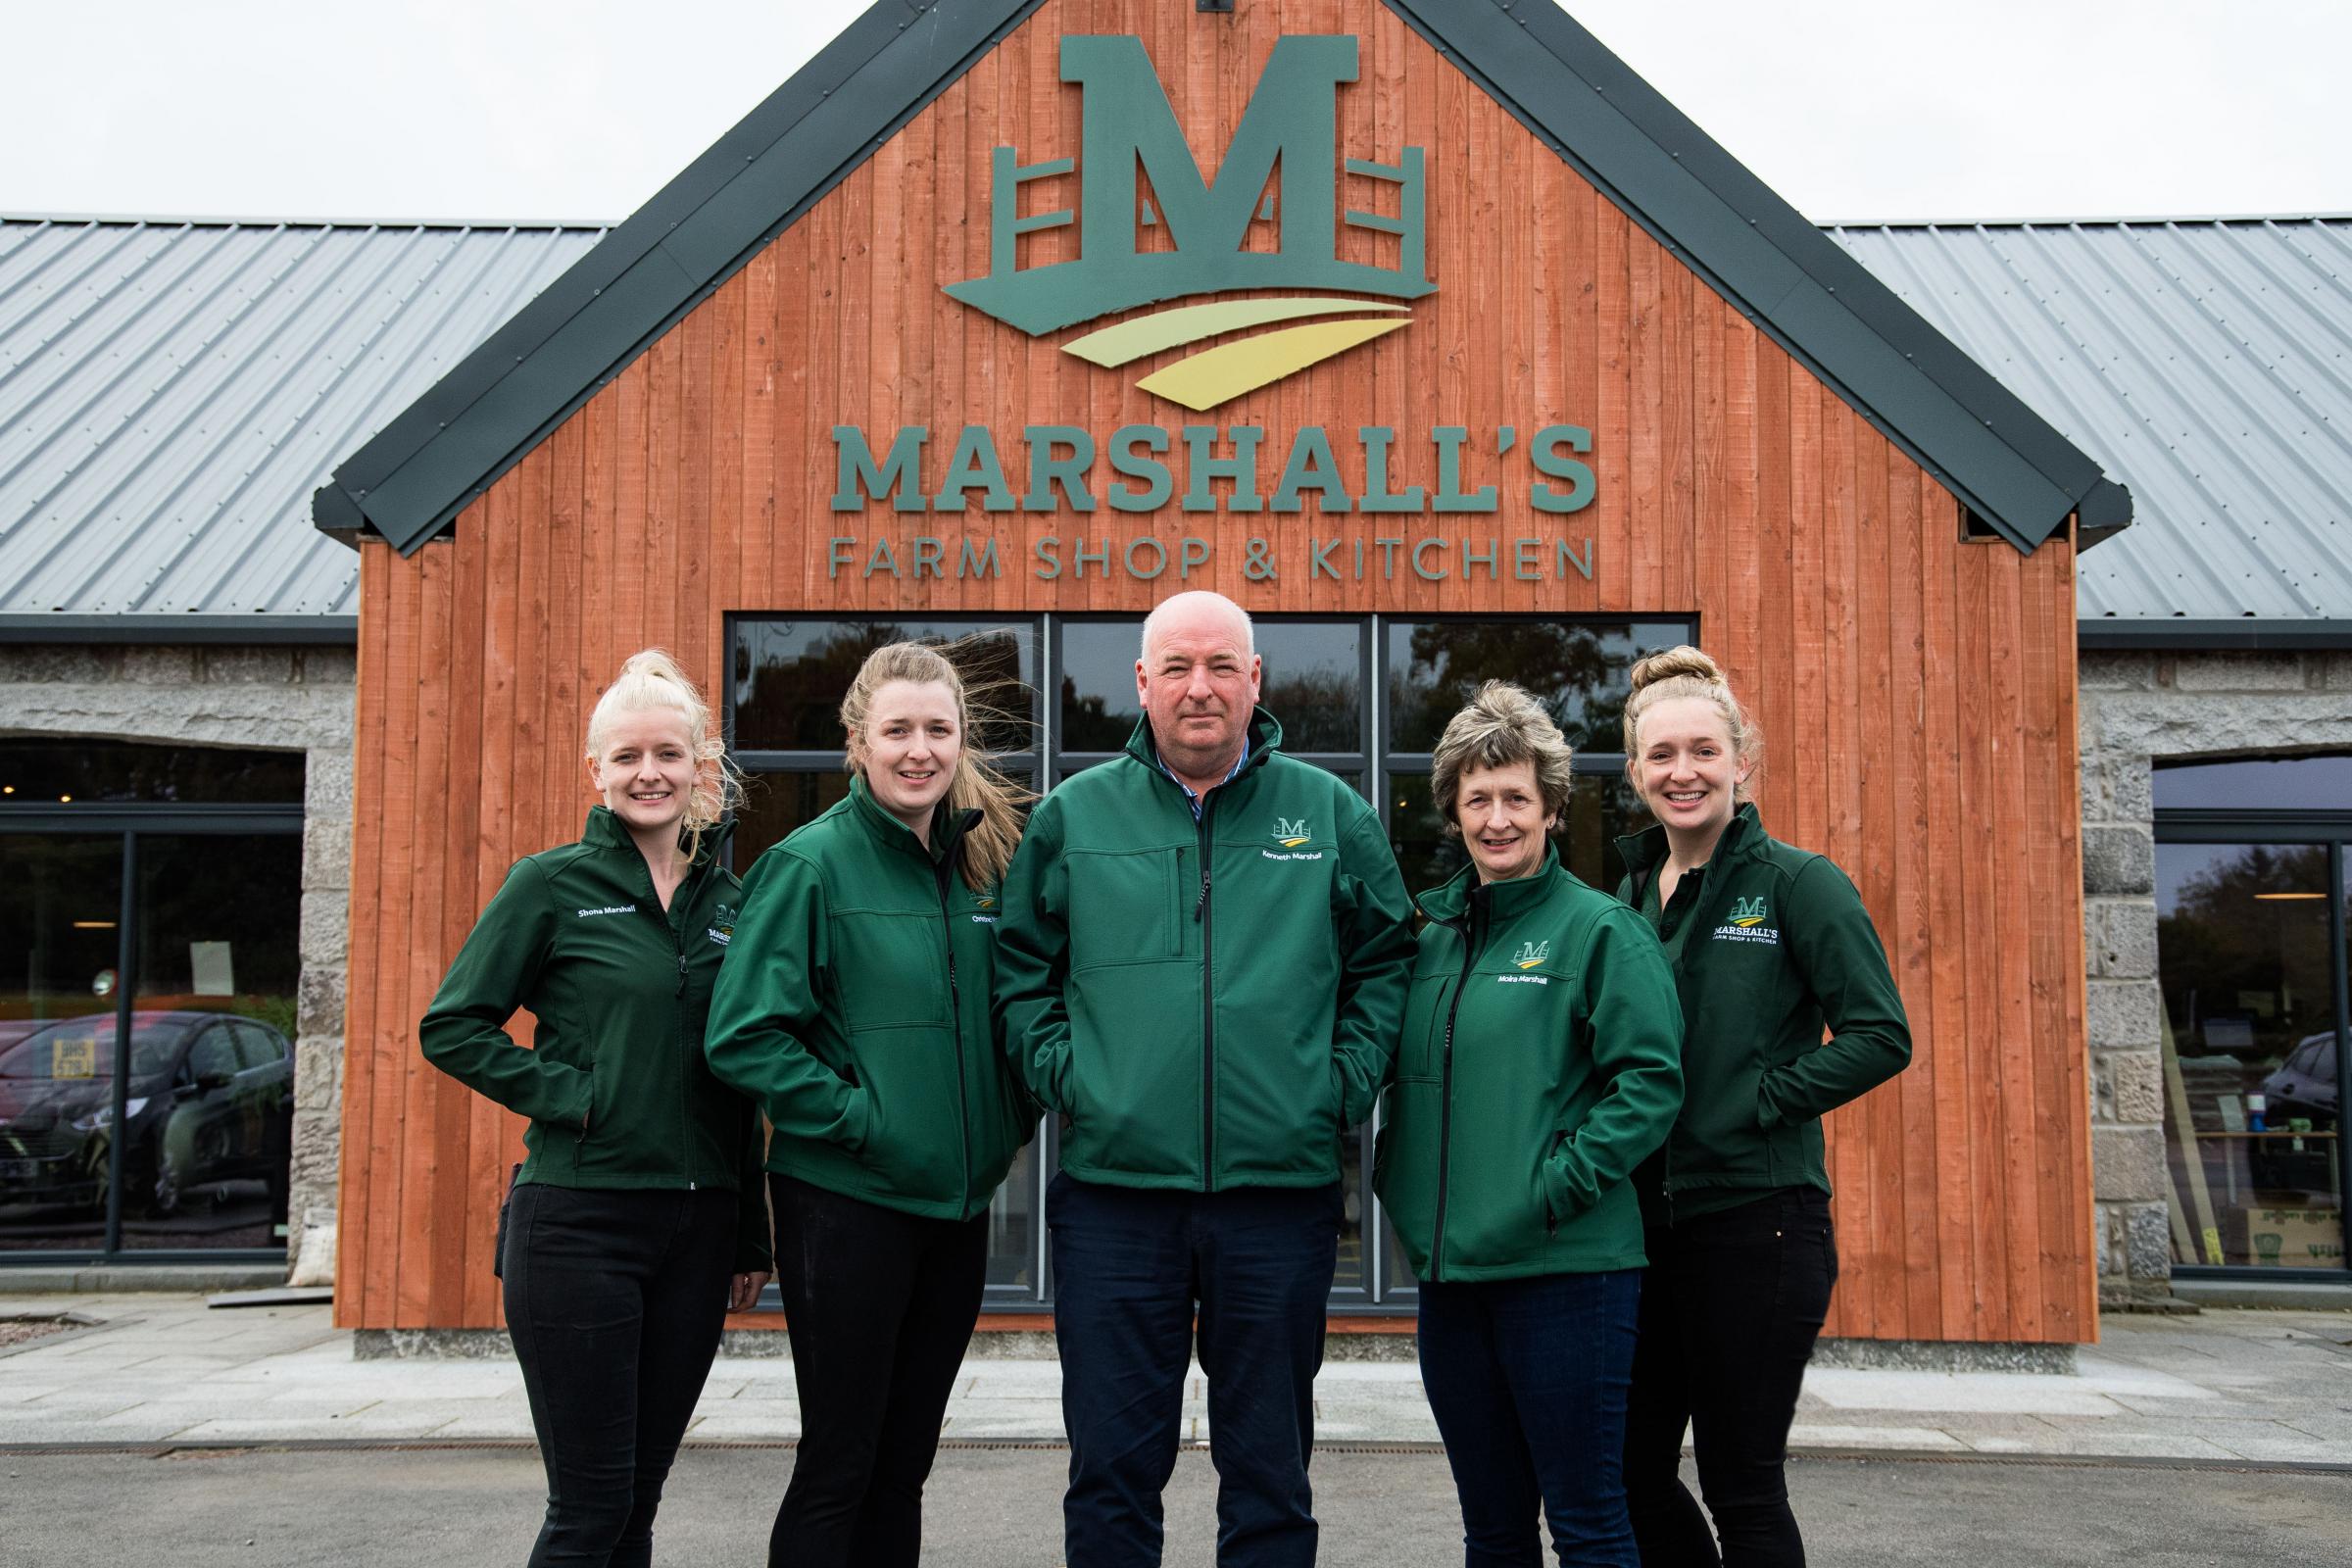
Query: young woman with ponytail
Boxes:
[
  {"xmin": 420, "ymin": 650, "xmax": 772, "ymax": 1567},
  {"xmin": 1613, "ymin": 647, "xmax": 1912, "ymax": 1568},
  {"xmin": 705, "ymin": 639, "xmax": 1035, "ymax": 1568}
]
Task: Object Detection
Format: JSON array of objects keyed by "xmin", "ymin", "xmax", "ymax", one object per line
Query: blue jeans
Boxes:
[
  {"xmin": 1417, "ymin": 1268, "xmax": 1643, "ymax": 1567},
  {"xmin": 1049, "ymin": 1172, "xmax": 1343, "ymax": 1568}
]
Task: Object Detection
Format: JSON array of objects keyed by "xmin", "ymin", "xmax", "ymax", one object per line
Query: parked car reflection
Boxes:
[
  {"xmin": 0, "ymin": 1010, "xmax": 292, "ymax": 1219},
  {"xmin": 2250, "ymin": 1031, "xmax": 2343, "ymax": 1199}
]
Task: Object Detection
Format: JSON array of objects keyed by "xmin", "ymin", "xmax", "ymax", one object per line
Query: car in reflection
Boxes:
[
  {"xmin": 0, "ymin": 1010, "xmax": 292, "ymax": 1216},
  {"xmin": 2250, "ymin": 1031, "xmax": 2342, "ymax": 1197}
]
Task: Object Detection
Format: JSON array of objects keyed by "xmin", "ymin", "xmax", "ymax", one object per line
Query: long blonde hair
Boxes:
[
  {"xmin": 840, "ymin": 639, "xmax": 1030, "ymax": 892},
  {"xmin": 583, "ymin": 649, "xmax": 743, "ymax": 863},
  {"xmin": 1620, "ymin": 645, "xmax": 1764, "ymax": 803}
]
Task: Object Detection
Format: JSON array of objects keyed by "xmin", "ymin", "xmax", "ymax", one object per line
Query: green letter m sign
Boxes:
[{"xmin": 944, "ymin": 34, "xmax": 1434, "ymax": 337}]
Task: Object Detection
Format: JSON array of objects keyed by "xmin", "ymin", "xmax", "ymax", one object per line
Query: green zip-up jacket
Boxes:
[
  {"xmin": 419, "ymin": 807, "xmax": 770, "ymax": 1271},
  {"xmin": 1374, "ymin": 851, "xmax": 1684, "ymax": 1282},
  {"xmin": 1614, "ymin": 804, "xmax": 1911, "ymax": 1220},
  {"xmin": 703, "ymin": 777, "xmax": 1033, "ymax": 1223},
  {"xmin": 995, "ymin": 711, "xmax": 1416, "ymax": 1191}
]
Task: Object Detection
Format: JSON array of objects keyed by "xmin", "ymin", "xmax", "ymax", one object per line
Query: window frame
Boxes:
[
  {"xmin": 2154, "ymin": 772, "xmax": 2352, "ymax": 1284},
  {"xmin": 0, "ymin": 792, "xmax": 305, "ymax": 1268},
  {"xmin": 724, "ymin": 611, "xmax": 1695, "ymax": 1311}
]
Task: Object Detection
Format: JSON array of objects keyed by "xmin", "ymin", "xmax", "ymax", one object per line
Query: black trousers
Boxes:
[
  {"xmin": 1622, "ymin": 1186, "xmax": 1838, "ymax": 1568},
  {"xmin": 502, "ymin": 1182, "xmax": 738, "ymax": 1568},
  {"xmin": 768, "ymin": 1172, "xmax": 989, "ymax": 1568}
]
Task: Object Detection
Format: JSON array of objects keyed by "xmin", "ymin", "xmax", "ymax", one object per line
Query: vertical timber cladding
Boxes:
[{"xmin": 335, "ymin": 0, "xmax": 2092, "ymax": 1342}]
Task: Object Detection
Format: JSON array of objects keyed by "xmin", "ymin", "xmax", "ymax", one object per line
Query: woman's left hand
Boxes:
[{"xmin": 727, "ymin": 1271, "xmax": 770, "ymax": 1313}]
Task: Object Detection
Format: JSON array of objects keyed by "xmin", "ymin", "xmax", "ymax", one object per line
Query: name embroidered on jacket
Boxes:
[{"xmin": 575, "ymin": 905, "xmax": 637, "ymax": 918}]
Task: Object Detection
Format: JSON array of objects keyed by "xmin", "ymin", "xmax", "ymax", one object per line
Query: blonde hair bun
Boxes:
[{"xmin": 1627, "ymin": 645, "xmax": 1726, "ymax": 693}]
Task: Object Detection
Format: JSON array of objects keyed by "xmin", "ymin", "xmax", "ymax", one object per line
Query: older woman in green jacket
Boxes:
[{"xmin": 1375, "ymin": 680, "xmax": 1683, "ymax": 1567}]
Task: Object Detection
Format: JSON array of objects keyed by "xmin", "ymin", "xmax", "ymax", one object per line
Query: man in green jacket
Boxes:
[{"xmin": 996, "ymin": 590, "xmax": 1415, "ymax": 1568}]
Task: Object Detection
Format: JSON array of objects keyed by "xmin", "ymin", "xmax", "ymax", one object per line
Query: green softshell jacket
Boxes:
[
  {"xmin": 1374, "ymin": 851, "xmax": 1684, "ymax": 1282},
  {"xmin": 1614, "ymin": 804, "xmax": 1912, "ymax": 1218},
  {"xmin": 703, "ymin": 776, "xmax": 1034, "ymax": 1223},
  {"xmin": 994, "ymin": 710, "xmax": 1416, "ymax": 1191},
  {"xmin": 418, "ymin": 807, "xmax": 771, "ymax": 1272}
]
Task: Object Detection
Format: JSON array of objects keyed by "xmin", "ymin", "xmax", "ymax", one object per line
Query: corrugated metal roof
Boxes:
[
  {"xmin": 1832, "ymin": 218, "xmax": 2352, "ymax": 623},
  {"xmin": 5, "ymin": 214, "xmax": 2342, "ymax": 633},
  {"xmin": 0, "ymin": 217, "xmax": 604, "ymax": 634}
]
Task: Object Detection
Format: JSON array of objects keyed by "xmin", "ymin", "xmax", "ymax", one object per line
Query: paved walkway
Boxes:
[{"xmin": 3, "ymin": 1295, "xmax": 2350, "ymax": 1463}]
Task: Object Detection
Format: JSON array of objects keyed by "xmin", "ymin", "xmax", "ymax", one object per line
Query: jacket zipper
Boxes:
[
  {"xmin": 930, "ymin": 819, "xmax": 977, "ymax": 1221},
  {"xmin": 1428, "ymin": 885, "xmax": 1490, "ymax": 1283},
  {"xmin": 670, "ymin": 864, "xmax": 702, "ymax": 1192},
  {"xmin": 1191, "ymin": 790, "xmax": 1219, "ymax": 1191}
]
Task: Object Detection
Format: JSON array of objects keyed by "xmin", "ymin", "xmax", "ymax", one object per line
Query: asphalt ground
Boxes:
[{"xmin": 3, "ymin": 1444, "xmax": 2348, "ymax": 1567}]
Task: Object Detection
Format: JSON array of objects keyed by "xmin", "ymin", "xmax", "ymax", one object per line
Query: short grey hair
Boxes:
[
  {"xmin": 1430, "ymin": 681, "xmax": 1575, "ymax": 836},
  {"xmin": 1139, "ymin": 590, "xmax": 1254, "ymax": 662}
]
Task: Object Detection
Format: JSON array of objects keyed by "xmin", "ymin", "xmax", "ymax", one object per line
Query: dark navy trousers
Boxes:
[
  {"xmin": 1417, "ymin": 1267, "xmax": 1643, "ymax": 1567},
  {"xmin": 1049, "ymin": 1172, "xmax": 1344, "ymax": 1568}
]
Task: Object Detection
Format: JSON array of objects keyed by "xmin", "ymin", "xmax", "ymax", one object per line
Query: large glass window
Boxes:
[
  {"xmin": 726, "ymin": 613, "xmax": 1693, "ymax": 1307},
  {"xmin": 0, "ymin": 743, "xmax": 304, "ymax": 1261},
  {"xmin": 2156, "ymin": 756, "xmax": 2352, "ymax": 1277}
]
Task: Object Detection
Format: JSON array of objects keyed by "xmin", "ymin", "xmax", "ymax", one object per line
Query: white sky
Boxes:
[{"xmin": 2, "ymin": 0, "xmax": 2343, "ymax": 224}]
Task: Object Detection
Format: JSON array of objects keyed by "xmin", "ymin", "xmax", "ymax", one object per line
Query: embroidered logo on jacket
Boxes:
[
  {"xmin": 1511, "ymin": 940, "xmax": 1550, "ymax": 970},
  {"xmin": 1272, "ymin": 815, "xmax": 1314, "ymax": 849},
  {"xmin": 1729, "ymin": 897, "xmax": 1768, "ymax": 927},
  {"xmin": 707, "ymin": 903, "xmax": 737, "ymax": 946},
  {"xmin": 1714, "ymin": 897, "xmax": 1779, "ymax": 946}
]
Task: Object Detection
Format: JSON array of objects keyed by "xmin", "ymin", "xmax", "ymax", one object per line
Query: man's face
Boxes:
[{"xmin": 1137, "ymin": 605, "xmax": 1261, "ymax": 781}]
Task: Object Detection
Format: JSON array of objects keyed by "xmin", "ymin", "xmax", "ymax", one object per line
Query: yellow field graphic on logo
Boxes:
[
  {"xmin": 1515, "ymin": 956, "xmax": 1545, "ymax": 970},
  {"xmin": 1064, "ymin": 297, "xmax": 1412, "ymax": 412},
  {"xmin": 1731, "ymin": 915, "xmax": 1766, "ymax": 927},
  {"xmin": 1277, "ymin": 835, "xmax": 1313, "ymax": 848}
]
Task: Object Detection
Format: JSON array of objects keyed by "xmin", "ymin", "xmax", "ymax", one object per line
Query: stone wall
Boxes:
[
  {"xmin": 0, "ymin": 644, "xmax": 355, "ymax": 1283},
  {"xmin": 2078, "ymin": 647, "xmax": 2352, "ymax": 1304}
]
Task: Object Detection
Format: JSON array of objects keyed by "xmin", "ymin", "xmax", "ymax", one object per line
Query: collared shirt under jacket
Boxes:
[
  {"xmin": 418, "ymin": 806, "xmax": 770, "ymax": 1272},
  {"xmin": 994, "ymin": 710, "xmax": 1417, "ymax": 1192}
]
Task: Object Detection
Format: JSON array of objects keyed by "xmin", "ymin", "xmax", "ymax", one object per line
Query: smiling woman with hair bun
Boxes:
[
  {"xmin": 1613, "ymin": 645, "xmax": 1912, "ymax": 1568},
  {"xmin": 419, "ymin": 648, "xmax": 771, "ymax": 1567}
]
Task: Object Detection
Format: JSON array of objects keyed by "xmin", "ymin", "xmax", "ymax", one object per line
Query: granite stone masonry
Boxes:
[
  {"xmin": 0, "ymin": 644, "xmax": 355, "ymax": 1284},
  {"xmin": 2077, "ymin": 647, "xmax": 2352, "ymax": 1306}
]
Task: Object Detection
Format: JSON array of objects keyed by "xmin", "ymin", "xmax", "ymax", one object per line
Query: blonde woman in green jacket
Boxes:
[
  {"xmin": 706, "ymin": 639, "xmax": 1033, "ymax": 1568},
  {"xmin": 420, "ymin": 650, "xmax": 771, "ymax": 1568},
  {"xmin": 1374, "ymin": 680, "xmax": 1684, "ymax": 1567},
  {"xmin": 1615, "ymin": 646, "xmax": 1911, "ymax": 1568}
]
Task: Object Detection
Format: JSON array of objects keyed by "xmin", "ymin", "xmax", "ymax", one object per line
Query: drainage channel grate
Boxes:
[{"xmin": 0, "ymin": 1441, "xmax": 2342, "ymax": 1477}]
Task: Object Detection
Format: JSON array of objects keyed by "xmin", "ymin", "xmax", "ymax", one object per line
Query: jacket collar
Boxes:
[
  {"xmin": 1613, "ymin": 800, "xmax": 1766, "ymax": 883},
  {"xmin": 581, "ymin": 804, "xmax": 735, "ymax": 869},
  {"xmin": 847, "ymin": 773, "xmax": 976, "ymax": 866},
  {"xmin": 1122, "ymin": 707, "xmax": 1286, "ymax": 784},
  {"xmin": 1415, "ymin": 844, "xmax": 1564, "ymax": 927}
]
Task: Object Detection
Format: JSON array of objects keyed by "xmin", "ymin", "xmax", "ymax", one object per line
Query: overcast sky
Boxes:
[{"xmin": 3, "ymin": 0, "xmax": 2342, "ymax": 225}]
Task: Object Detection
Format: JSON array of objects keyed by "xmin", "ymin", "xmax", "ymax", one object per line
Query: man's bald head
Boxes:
[{"xmin": 1140, "ymin": 591, "xmax": 1253, "ymax": 664}]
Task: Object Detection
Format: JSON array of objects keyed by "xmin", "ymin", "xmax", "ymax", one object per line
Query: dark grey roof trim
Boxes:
[
  {"xmin": 314, "ymin": 0, "xmax": 1044, "ymax": 555},
  {"xmin": 316, "ymin": 0, "xmax": 2125, "ymax": 560},
  {"xmin": 2078, "ymin": 619, "xmax": 2352, "ymax": 651},
  {"xmin": 0, "ymin": 614, "xmax": 357, "ymax": 646},
  {"xmin": 1383, "ymin": 0, "xmax": 2122, "ymax": 555}
]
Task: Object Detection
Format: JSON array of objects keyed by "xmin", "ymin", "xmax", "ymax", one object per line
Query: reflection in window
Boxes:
[
  {"xmin": 733, "ymin": 619, "xmax": 1038, "ymax": 754},
  {"xmin": 2157, "ymin": 842, "xmax": 2343, "ymax": 1269},
  {"xmin": 2155, "ymin": 755, "xmax": 2352, "ymax": 813},
  {"xmin": 0, "ymin": 740, "xmax": 306, "ymax": 807},
  {"xmin": 1386, "ymin": 620, "xmax": 1690, "ymax": 753}
]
